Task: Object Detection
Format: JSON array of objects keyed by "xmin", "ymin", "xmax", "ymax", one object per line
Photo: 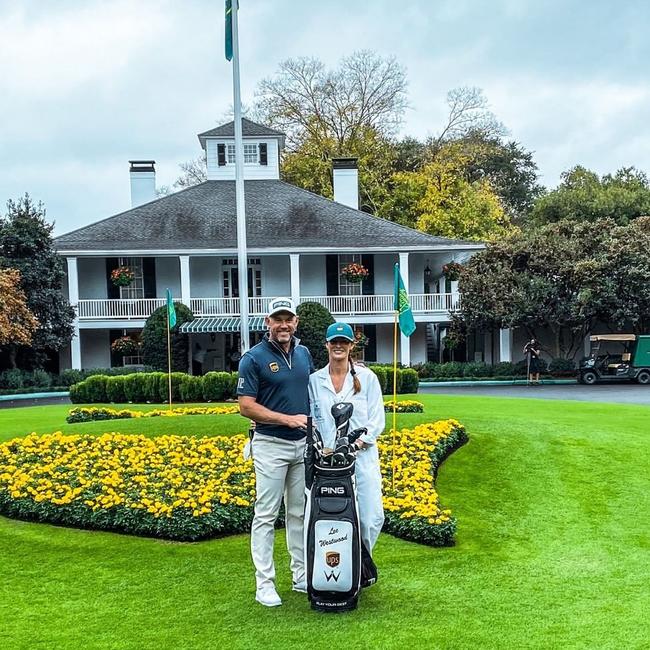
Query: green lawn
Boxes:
[{"xmin": 1, "ymin": 396, "xmax": 649, "ymax": 649}]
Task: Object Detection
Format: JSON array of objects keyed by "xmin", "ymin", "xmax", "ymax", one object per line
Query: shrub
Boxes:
[
  {"xmin": 69, "ymin": 382, "xmax": 87, "ymax": 403},
  {"xmin": 414, "ymin": 362, "xmax": 437, "ymax": 379},
  {"xmin": 370, "ymin": 366, "xmax": 388, "ymax": 393},
  {"xmin": 548, "ymin": 358, "xmax": 576, "ymax": 377},
  {"xmin": 400, "ymin": 368, "xmax": 420, "ymax": 393},
  {"xmin": 202, "ymin": 372, "xmax": 223, "ymax": 401},
  {"xmin": 462, "ymin": 361, "xmax": 492, "ymax": 378},
  {"xmin": 157, "ymin": 372, "xmax": 186, "ymax": 403},
  {"xmin": 224, "ymin": 372, "xmax": 239, "ymax": 400},
  {"xmin": 141, "ymin": 303, "xmax": 194, "ymax": 371},
  {"xmin": 85, "ymin": 375, "xmax": 108, "ymax": 403},
  {"xmin": 106, "ymin": 376, "xmax": 127, "ymax": 403},
  {"xmin": 384, "ymin": 366, "xmax": 403, "ymax": 395},
  {"xmin": 295, "ymin": 302, "xmax": 335, "ymax": 369},
  {"xmin": 435, "ymin": 362, "xmax": 464, "ymax": 379},
  {"xmin": 58, "ymin": 369, "xmax": 85, "ymax": 386},
  {"xmin": 143, "ymin": 372, "xmax": 165, "ymax": 402},
  {"xmin": 0, "ymin": 369, "xmax": 25, "ymax": 389},
  {"xmin": 493, "ymin": 361, "xmax": 518, "ymax": 377},
  {"xmin": 123, "ymin": 373, "xmax": 146, "ymax": 403},
  {"xmin": 180, "ymin": 375, "xmax": 203, "ymax": 402}
]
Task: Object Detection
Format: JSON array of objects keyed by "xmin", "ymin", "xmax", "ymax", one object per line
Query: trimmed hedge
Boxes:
[
  {"xmin": 368, "ymin": 366, "xmax": 420, "ymax": 394},
  {"xmin": 70, "ymin": 371, "xmax": 240, "ymax": 404},
  {"xmin": 70, "ymin": 367, "xmax": 418, "ymax": 403},
  {"xmin": 413, "ymin": 358, "xmax": 574, "ymax": 381}
]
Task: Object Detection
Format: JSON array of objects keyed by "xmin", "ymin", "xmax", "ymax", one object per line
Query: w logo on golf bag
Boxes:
[{"xmin": 324, "ymin": 570, "xmax": 340, "ymax": 582}]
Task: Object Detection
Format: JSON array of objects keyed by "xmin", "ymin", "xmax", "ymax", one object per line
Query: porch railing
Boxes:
[
  {"xmin": 76, "ymin": 298, "xmax": 166, "ymax": 320},
  {"xmin": 76, "ymin": 293, "xmax": 459, "ymax": 320}
]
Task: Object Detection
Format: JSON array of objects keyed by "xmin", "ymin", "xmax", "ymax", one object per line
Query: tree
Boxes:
[
  {"xmin": 173, "ymin": 156, "xmax": 208, "ymax": 190},
  {"xmin": 141, "ymin": 303, "xmax": 194, "ymax": 371},
  {"xmin": 0, "ymin": 195, "xmax": 75, "ymax": 369},
  {"xmin": 531, "ymin": 166, "xmax": 650, "ymax": 225},
  {"xmin": 0, "ymin": 268, "xmax": 39, "ymax": 347},
  {"xmin": 295, "ymin": 302, "xmax": 335, "ymax": 369},
  {"xmin": 255, "ymin": 51, "xmax": 407, "ymax": 149},
  {"xmin": 254, "ymin": 51, "xmax": 407, "ymax": 213},
  {"xmin": 455, "ymin": 218, "xmax": 650, "ymax": 358},
  {"xmin": 378, "ymin": 142, "xmax": 514, "ymax": 241},
  {"xmin": 430, "ymin": 87, "xmax": 506, "ymax": 149}
]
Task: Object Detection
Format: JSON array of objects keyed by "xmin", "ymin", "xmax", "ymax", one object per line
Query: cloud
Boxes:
[{"xmin": 1, "ymin": 0, "xmax": 649, "ymax": 235}]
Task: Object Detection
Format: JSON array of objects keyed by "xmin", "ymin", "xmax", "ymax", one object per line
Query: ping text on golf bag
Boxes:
[{"xmin": 304, "ymin": 402, "xmax": 377, "ymax": 612}]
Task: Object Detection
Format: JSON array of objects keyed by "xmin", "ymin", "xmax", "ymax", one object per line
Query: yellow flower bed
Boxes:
[
  {"xmin": 66, "ymin": 405, "xmax": 239, "ymax": 423},
  {"xmin": 383, "ymin": 399, "xmax": 424, "ymax": 413},
  {"xmin": 0, "ymin": 418, "xmax": 466, "ymax": 545}
]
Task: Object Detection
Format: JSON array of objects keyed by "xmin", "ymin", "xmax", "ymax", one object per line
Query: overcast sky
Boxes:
[{"xmin": 1, "ymin": 0, "xmax": 649, "ymax": 236}]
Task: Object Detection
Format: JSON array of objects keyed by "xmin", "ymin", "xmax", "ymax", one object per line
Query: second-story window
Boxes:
[
  {"xmin": 338, "ymin": 254, "xmax": 363, "ymax": 296},
  {"xmin": 222, "ymin": 258, "xmax": 261, "ymax": 298},
  {"xmin": 226, "ymin": 143, "xmax": 259, "ymax": 164},
  {"xmin": 118, "ymin": 257, "xmax": 144, "ymax": 299}
]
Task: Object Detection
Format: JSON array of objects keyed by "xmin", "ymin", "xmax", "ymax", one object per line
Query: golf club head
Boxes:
[
  {"xmin": 332, "ymin": 452, "xmax": 346, "ymax": 466},
  {"xmin": 349, "ymin": 427, "xmax": 367, "ymax": 443},
  {"xmin": 331, "ymin": 402, "xmax": 354, "ymax": 441}
]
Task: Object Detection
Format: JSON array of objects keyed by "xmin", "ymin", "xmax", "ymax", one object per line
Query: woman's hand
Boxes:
[{"xmin": 355, "ymin": 439, "xmax": 368, "ymax": 450}]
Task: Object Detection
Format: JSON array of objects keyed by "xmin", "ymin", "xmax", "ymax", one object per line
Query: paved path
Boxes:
[
  {"xmin": 420, "ymin": 383, "xmax": 650, "ymax": 405},
  {"xmin": 0, "ymin": 395, "xmax": 72, "ymax": 409}
]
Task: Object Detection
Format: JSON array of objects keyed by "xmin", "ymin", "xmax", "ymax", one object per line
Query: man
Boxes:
[{"xmin": 237, "ymin": 297, "xmax": 314, "ymax": 607}]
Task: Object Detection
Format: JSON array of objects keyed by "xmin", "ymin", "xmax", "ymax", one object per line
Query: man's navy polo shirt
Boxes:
[{"xmin": 237, "ymin": 335, "xmax": 314, "ymax": 440}]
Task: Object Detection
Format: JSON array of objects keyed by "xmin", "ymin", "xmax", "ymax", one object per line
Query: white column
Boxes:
[
  {"xmin": 290, "ymin": 254, "xmax": 300, "ymax": 305},
  {"xmin": 584, "ymin": 334, "xmax": 591, "ymax": 358},
  {"xmin": 67, "ymin": 257, "xmax": 82, "ymax": 370},
  {"xmin": 399, "ymin": 252, "xmax": 411, "ymax": 367},
  {"xmin": 180, "ymin": 255, "xmax": 191, "ymax": 307},
  {"xmin": 499, "ymin": 328, "xmax": 513, "ymax": 362}
]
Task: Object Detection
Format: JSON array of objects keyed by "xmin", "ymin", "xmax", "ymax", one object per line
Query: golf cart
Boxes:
[{"xmin": 578, "ymin": 334, "xmax": 650, "ymax": 385}]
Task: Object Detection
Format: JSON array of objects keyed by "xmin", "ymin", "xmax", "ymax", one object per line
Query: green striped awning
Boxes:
[{"xmin": 179, "ymin": 316, "xmax": 267, "ymax": 334}]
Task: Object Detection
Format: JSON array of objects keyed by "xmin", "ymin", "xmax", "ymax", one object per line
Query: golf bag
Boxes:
[{"xmin": 304, "ymin": 402, "xmax": 377, "ymax": 612}]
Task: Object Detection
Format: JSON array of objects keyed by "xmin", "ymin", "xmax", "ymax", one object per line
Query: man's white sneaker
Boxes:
[
  {"xmin": 255, "ymin": 586, "xmax": 282, "ymax": 607},
  {"xmin": 292, "ymin": 581, "xmax": 307, "ymax": 593}
]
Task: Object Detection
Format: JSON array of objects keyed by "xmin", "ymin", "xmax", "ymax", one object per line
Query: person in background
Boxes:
[{"xmin": 523, "ymin": 338, "xmax": 542, "ymax": 385}]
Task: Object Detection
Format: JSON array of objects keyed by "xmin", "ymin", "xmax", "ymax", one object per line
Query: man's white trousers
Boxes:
[{"xmin": 251, "ymin": 434, "xmax": 305, "ymax": 591}]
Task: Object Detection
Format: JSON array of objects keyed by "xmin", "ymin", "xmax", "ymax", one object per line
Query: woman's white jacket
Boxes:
[{"xmin": 308, "ymin": 363, "xmax": 386, "ymax": 551}]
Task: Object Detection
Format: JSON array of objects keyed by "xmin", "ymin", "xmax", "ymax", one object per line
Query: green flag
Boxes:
[
  {"xmin": 225, "ymin": 0, "xmax": 233, "ymax": 61},
  {"xmin": 166, "ymin": 288, "xmax": 177, "ymax": 329},
  {"xmin": 394, "ymin": 263, "xmax": 416, "ymax": 337}
]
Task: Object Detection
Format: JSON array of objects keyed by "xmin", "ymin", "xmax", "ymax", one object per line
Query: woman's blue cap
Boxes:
[{"xmin": 326, "ymin": 322, "xmax": 355, "ymax": 342}]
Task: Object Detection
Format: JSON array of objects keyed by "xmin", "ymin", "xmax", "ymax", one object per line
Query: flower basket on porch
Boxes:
[
  {"xmin": 111, "ymin": 336, "xmax": 141, "ymax": 356},
  {"xmin": 341, "ymin": 263, "xmax": 369, "ymax": 284},
  {"xmin": 111, "ymin": 266, "xmax": 135, "ymax": 287},
  {"xmin": 442, "ymin": 261, "xmax": 463, "ymax": 282}
]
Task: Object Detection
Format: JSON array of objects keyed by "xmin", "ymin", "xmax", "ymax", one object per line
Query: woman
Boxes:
[
  {"xmin": 523, "ymin": 338, "xmax": 541, "ymax": 385},
  {"xmin": 308, "ymin": 322, "xmax": 385, "ymax": 553}
]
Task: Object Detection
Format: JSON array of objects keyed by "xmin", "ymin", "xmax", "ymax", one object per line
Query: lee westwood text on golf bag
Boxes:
[{"xmin": 304, "ymin": 402, "xmax": 377, "ymax": 612}]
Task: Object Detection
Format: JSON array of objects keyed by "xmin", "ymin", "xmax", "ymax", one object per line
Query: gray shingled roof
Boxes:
[
  {"xmin": 54, "ymin": 180, "xmax": 477, "ymax": 252},
  {"xmin": 198, "ymin": 118, "xmax": 285, "ymax": 140}
]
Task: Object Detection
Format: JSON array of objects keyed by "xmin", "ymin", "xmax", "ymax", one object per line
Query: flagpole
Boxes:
[
  {"xmin": 167, "ymin": 305, "xmax": 173, "ymax": 411},
  {"xmin": 231, "ymin": 0, "xmax": 250, "ymax": 355},
  {"xmin": 392, "ymin": 308, "xmax": 398, "ymax": 491}
]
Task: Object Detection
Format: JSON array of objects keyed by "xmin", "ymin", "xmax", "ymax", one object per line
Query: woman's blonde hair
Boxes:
[{"xmin": 348, "ymin": 352, "xmax": 361, "ymax": 394}]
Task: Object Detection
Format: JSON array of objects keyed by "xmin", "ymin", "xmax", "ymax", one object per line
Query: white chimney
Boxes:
[
  {"xmin": 332, "ymin": 158, "xmax": 359, "ymax": 209},
  {"xmin": 129, "ymin": 160, "xmax": 156, "ymax": 207}
]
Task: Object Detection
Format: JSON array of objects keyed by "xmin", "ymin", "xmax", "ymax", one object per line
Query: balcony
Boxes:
[{"xmin": 76, "ymin": 293, "xmax": 459, "ymax": 321}]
